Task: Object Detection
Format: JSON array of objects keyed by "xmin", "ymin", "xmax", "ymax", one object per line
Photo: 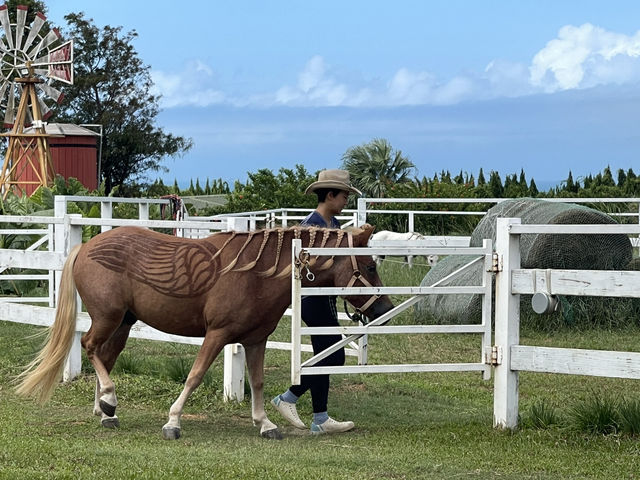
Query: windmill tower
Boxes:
[{"xmin": 0, "ymin": 4, "xmax": 73, "ymax": 199}]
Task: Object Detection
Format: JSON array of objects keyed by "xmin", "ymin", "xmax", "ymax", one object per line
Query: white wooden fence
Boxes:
[
  {"xmin": 0, "ymin": 195, "xmax": 363, "ymax": 401},
  {"xmin": 3, "ymin": 195, "xmax": 640, "ymax": 430},
  {"xmin": 492, "ymin": 218, "xmax": 640, "ymax": 429}
]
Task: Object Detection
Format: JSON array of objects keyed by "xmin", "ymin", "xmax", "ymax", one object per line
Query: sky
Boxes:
[{"xmin": 43, "ymin": 1, "xmax": 640, "ymax": 190}]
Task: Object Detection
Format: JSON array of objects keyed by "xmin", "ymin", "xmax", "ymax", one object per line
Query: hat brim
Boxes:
[{"xmin": 305, "ymin": 181, "xmax": 362, "ymax": 196}]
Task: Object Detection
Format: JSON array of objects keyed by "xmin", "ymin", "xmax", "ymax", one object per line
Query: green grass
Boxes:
[{"xmin": 2, "ymin": 260, "xmax": 640, "ymax": 479}]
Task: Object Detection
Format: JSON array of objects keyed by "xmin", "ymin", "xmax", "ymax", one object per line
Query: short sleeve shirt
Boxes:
[
  {"xmin": 300, "ymin": 210, "xmax": 340, "ymax": 229},
  {"xmin": 299, "ymin": 210, "xmax": 339, "ymax": 320}
]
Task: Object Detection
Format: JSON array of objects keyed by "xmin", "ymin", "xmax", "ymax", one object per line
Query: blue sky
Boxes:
[{"xmin": 45, "ymin": 1, "xmax": 640, "ymax": 189}]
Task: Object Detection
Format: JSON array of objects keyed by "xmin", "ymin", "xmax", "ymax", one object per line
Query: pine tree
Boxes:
[
  {"xmin": 529, "ymin": 179, "xmax": 538, "ymax": 196},
  {"xmin": 477, "ymin": 168, "xmax": 486, "ymax": 185},
  {"xmin": 488, "ymin": 171, "xmax": 504, "ymax": 197},
  {"xmin": 195, "ymin": 179, "xmax": 204, "ymax": 195},
  {"xmin": 565, "ymin": 171, "xmax": 576, "ymax": 193},
  {"xmin": 602, "ymin": 166, "xmax": 615, "ymax": 186},
  {"xmin": 519, "ymin": 169, "xmax": 527, "ymax": 188},
  {"xmin": 172, "ymin": 179, "xmax": 180, "ymax": 194}
]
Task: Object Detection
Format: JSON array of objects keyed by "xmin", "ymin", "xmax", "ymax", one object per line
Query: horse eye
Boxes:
[{"xmin": 366, "ymin": 264, "xmax": 377, "ymax": 274}]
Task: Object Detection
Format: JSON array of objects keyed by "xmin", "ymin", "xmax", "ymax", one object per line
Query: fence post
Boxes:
[
  {"xmin": 291, "ymin": 238, "xmax": 302, "ymax": 384},
  {"xmin": 408, "ymin": 212, "xmax": 415, "ymax": 232},
  {"xmin": 493, "ymin": 217, "xmax": 521, "ymax": 429},
  {"xmin": 222, "ymin": 216, "xmax": 249, "ymax": 402},
  {"xmin": 357, "ymin": 197, "xmax": 367, "ymax": 227},
  {"xmin": 100, "ymin": 201, "xmax": 112, "ymax": 233},
  {"xmin": 223, "ymin": 344, "xmax": 245, "ymax": 402},
  {"xmin": 138, "ymin": 202, "xmax": 149, "ymax": 222},
  {"xmin": 62, "ymin": 215, "xmax": 83, "ymax": 382}
]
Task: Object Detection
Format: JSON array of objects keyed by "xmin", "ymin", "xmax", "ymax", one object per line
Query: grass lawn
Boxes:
[{"xmin": 1, "ymin": 258, "xmax": 639, "ymax": 479}]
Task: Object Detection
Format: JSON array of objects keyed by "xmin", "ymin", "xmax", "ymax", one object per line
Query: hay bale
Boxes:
[{"xmin": 415, "ymin": 198, "xmax": 633, "ymax": 324}]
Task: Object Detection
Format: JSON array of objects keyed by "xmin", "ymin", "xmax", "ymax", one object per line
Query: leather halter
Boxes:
[{"xmin": 343, "ymin": 232, "xmax": 381, "ymax": 315}]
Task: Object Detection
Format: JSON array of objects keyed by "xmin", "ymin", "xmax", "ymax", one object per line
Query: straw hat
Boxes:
[{"xmin": 305, "ymin": 169, "xmax": 362, "ymax": 195}]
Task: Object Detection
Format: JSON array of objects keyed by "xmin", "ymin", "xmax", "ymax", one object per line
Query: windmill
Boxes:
[{"xmin": 0, "ymin": 4, "xmax": 73, "ymax": 199}]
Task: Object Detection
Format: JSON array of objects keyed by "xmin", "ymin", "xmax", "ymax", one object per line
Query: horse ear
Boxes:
[{"xmin": 355, "ymin": 224, "xmax": 376, "ymax": 245}]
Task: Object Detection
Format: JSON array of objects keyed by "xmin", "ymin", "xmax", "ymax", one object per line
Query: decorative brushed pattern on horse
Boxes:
[{"xmin": 87, "ymin": 232, "xmax": 221, "ymax": 297}]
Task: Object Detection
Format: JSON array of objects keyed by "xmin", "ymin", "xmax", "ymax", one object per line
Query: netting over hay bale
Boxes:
[{"xmin": 415, "ymin": 198, "xmax": 633, "ymax": 324}]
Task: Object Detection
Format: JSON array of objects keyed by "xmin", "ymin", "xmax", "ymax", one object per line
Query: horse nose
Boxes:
[{"xmin": 368, "ymin": 296, "xmax": 394, "ymax": 319}]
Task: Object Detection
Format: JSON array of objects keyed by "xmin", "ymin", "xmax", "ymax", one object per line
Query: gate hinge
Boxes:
[
  {"xmin": 489, "ymin": 253, "xmax": 502, "ymax": 273},
  {"xmin": 484, "ymin": 346, "xmax": 503, "ymax": 366}
]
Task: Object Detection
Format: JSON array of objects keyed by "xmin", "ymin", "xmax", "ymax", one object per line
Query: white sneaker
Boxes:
[
  {"xmin": 310, "ymin": 416, "xmax": 354, "ymax": 435},
  {"xmin": 271, "ymin": 396, "xmax": 306, "ymax": 429}
]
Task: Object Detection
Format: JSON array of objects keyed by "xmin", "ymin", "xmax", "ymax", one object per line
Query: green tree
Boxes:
[
  {"xmin": 54, "ymin": 13, "xmax": 192, "ymax": 194},
  {"xmin": 477, "ymin": 168, "xmax": 486, "ymax": 185},
  {"xmin": 341, "ymin": 138, "xmax": 415, "ymax": 197},
  {"xmin": 488, "ymin": 171, "xmax": 504, "ymax": 197},
  {"xmin": 194, "ymin": 179, "xmax": 204, "ymax": 195},
  {"xmin": 225, "ymin": 165, "xmax": 316, "ymax": 212},
  {"xmin": 564, "ymin": 171, "xmax": 579, "ymax": 194}
]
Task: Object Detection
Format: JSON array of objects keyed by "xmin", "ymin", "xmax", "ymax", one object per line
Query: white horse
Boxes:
[{"xmin": 369, "ymin": 230, "xmax": 438, "ymax": 268}]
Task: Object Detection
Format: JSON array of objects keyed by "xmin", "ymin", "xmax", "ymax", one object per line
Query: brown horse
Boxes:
[{"xmin": 16, "ymin": 224, "xmax": 393, "ymax": 440}]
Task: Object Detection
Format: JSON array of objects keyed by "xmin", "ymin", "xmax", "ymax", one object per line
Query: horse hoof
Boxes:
[
  {"xmin": 99, "ymin": 400, "xmax": 117, "ymax": 418},
  {"xmin": 101, "ymin": 415, "xmax": 120, "ymax": 429},
  {"xmin": 162, "ymin": 426, "xmax": 181, "ymax": 440},
  {"xmin": 261, "ymin": 428, "xmax": 283, "ymax": 440}
]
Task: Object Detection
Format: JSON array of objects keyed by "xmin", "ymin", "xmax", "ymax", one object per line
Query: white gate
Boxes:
[{"xmin": 289, "ymin": 238, "xmax": 495, "ymax": 384}]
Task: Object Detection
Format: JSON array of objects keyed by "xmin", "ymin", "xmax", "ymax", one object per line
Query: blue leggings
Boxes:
[{"xmin": 288, "ymin": 296, "xmax": 345, "ymax": 413}]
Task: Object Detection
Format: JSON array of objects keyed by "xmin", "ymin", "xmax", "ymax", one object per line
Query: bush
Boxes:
[{"xmin": 568, "ymin": 392, "xmax": 619, "ymax": 435}]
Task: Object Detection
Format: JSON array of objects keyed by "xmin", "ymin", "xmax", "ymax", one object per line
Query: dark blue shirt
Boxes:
[
  {"xmin": 300, "ymin": 210, "xmax": 340, "ymax": 229},
  {"xmin": 300, "ymin": 210, "xmax": 339, "ymax": 320}
]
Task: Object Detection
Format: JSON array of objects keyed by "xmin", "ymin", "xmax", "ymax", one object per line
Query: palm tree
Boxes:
[{"xmin": 341, "ymin": 138, "xmax": 415, "ymax": 197}]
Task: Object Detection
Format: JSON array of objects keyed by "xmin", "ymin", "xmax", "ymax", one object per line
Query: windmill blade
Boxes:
[
  {"xmin": 37, "ymin": 94, "xmax": 51, "ymax": 120},
  {"xmin": 15, "ymin": 84, "xmax": 33, "ymax": 126},
  {"xmin": 0, "ymin": 4, "xmax": 12, "ymax": 49},
  {"xmin": 27, "ymin": 28, "xmax": 61, "ymax": 58},
  {"xmin": 0, "ymin": 81, "xmax": 8, "ymax": 107},
  {"xmin": 3, "ymin": 82, "xmax": 15, "ymax": 127},
  {"xmin": 19, "ymin": 86, "xmax": 33, "ymax": 126},
  {"xmin": 15, "ymin": 5, "xmax": 27, "ymax": 51},
  {"xmin": 37, "ymin": 82, "xmax": 63, "ymax": 104},
  {"xmin": 22, "ymin": 12, "xmax": 47, "ymax": 53}
]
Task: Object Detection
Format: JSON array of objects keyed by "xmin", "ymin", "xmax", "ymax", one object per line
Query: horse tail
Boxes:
[{"xmin": 15, "ymin": 244, "xmax": 82, "ymax": 404}]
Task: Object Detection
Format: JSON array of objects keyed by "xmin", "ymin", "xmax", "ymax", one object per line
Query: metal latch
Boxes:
[{"xmin": 484, "ymin": 346, "xmax": 503, "ymax": 366}]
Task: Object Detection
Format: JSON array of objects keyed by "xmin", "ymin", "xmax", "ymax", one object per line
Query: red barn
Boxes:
[{"xmin": 20, "ymin": 123, "xmax": 100, "ymax": 195}]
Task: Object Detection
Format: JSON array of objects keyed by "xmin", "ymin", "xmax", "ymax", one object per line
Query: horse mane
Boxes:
[{"xmin": 213, "ymin": 226, "xmax": 347, "ymax": 278}]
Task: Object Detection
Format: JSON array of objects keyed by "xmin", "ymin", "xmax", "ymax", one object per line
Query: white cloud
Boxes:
[
  {"xmin": 275, "ymin": 55, "xmax": 352, "ymax": 106},
  {"xmin": 531, "ymin": 23, "xmax": 640, "ymax": 91},
  {"xmin": 152, "ymin": 25, "xmax": 640, "ymax": 109},
  {"xmin": 151, "ymin": 60, "xmax": 226, "ymax": 108}
]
